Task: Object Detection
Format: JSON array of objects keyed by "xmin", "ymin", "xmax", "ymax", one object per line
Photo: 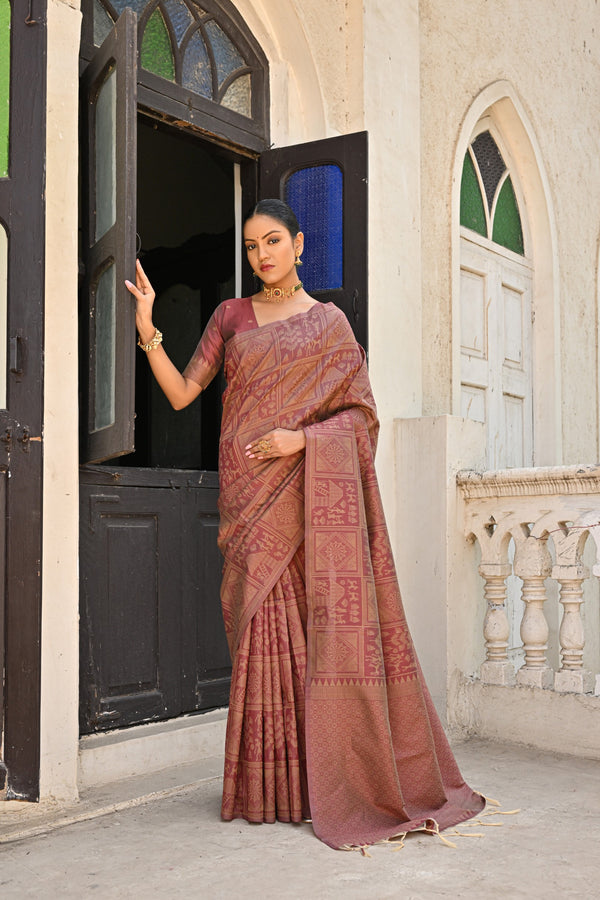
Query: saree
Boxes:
[{"xmin": 186, "ymin": 298, "xmax": 484, "ymax": 850}]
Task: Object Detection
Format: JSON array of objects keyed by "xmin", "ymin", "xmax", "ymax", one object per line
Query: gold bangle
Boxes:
[{"xmin": 137, "ymin": 328, "xmax": 163, "ymax": 352}]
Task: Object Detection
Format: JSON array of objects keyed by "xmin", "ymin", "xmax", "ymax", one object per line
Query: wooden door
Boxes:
[
  {"xmin": 258, "ymin": 131, "xmax": 369, "ymax": 349},
  {"xmin": 0, "ymin": 6, "xmax": 46, "ymax": 800},
  {"xmin": 460, "ymin": 235, "xmax": 533, "ymax": 469}
]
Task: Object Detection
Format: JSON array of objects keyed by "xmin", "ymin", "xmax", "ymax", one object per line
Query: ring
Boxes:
[{"xmin": 257, "ymin": 439, "xmax": 271, "ymax": 453}]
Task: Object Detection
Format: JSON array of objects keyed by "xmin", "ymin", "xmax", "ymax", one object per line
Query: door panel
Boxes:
[
  {"xmin": 81, "ymin": 8, "xmax": 137, "ymax": 464},
  {"xmin": 460, "ymin": 236, "xmax": 533, "ymax": 468},
  {"xmin": 258, "ymin": 131, "xmax": 368, "ymax": 349},
  {"xmin": 0, "ymin": 8, "xmax": 46, "ymax": 801},
  {"xmin": 79, "ymin": 467, "xmax": 229, "ymax": 733}
]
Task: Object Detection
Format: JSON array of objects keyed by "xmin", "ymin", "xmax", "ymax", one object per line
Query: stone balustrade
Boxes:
[{"xmin": 457, "ymin": 464, "xmax": 600, "ymax": 696}]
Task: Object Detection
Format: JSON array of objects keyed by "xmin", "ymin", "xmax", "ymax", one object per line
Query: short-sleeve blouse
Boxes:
[{"xmin": 183, "ymin": 296, "xmax": 259, "ymax": 389}]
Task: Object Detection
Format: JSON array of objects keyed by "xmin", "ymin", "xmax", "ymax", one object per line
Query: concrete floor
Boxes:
[{"xmin": 0, "ymin": 739, "xmax": 598, "ymax": 899}]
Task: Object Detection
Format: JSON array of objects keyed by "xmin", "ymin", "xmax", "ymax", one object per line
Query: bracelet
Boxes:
[{"xmin": 137, "ymin": 328, "xmax": 163, "ymax": 352}]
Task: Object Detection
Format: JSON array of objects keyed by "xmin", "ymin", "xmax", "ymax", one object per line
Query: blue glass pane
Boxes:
[
  {"xmin": 205, "ymin": 19, "xmax": 244, "ymax": 86},
  {"xmin": 111, "ymin": 0, "xmax": 148, "ymax": 13},
  {"xmin": 163, "ymin": 0, "xmax": 193, "ymax": 44},
  {"xmin": 182, "ymin": 29, "xmax": 212, "ymax": 98},
  {"xmin": 285, "ymin": 165, "xmax": 343, "ymax": 292}
]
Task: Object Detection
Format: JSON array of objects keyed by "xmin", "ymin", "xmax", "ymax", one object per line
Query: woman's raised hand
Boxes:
[{"xmin": 125, "ymin": 259, "xmax": 156, "ymax": 344}]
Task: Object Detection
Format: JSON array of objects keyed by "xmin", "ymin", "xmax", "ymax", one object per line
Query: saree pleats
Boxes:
[{"xmin": 221, "ymin": 548, "xmax": 310, "ymax": 824}]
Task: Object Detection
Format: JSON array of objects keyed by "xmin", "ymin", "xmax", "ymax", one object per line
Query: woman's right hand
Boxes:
[{"xmin": 125, "ymin": 259, "xmax": 157, "ymax": 344}]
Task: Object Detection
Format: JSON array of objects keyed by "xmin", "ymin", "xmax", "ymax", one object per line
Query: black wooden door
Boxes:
[
  {"xmin": 0, "ymin": 7, "xmax": 46, "ymax": 800},
  {"xmin": 258, "ymin": 131, "xmax": 369, "ymax": 350},
  {"xmin": 79, "ymin": 15, "xmax": 368, "ymax": 737},
  {"xmin": 79, "ymin": 467, "xmax": 228, "ymax": 732}
]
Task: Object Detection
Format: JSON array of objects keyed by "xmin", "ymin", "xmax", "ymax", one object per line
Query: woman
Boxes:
[{"xmin": 126, "ymin": 199, "xmax": 485, "ymax": 851}]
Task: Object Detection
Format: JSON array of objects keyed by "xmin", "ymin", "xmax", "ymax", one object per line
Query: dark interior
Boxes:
[{"xmin": 112, "ymin": 115, "xmax": 235, "ymax": 470}]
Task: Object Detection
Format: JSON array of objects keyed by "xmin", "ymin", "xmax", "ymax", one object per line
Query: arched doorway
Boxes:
[
  {"xmin": 78, "ymin": 2, "xmax": 368, "ymax": 733},
  {"xmin": 453, "ymin": 83, "xmax": 561, "ymax": 469}
]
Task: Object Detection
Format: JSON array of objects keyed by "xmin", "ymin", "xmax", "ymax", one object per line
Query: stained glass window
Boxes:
[
  {"xmin": 205, "ymin": 19, "xmax": 244, "ymax": 86},
  {"xmin": 460, "ymin": 152, "xmax": 486, "ymax": 238},
  {"xmin": 492, "ymin": 176, "xmax": 524, "ymax": 255},
  {"xmin": 0, "ymin": 0, "xmax": 9, "ymax": 178},
  {"xmin": 93, "ymin": 1, "xmax": 255, "ymax": 119},
  {"xmin": 163, "ymin": 0, "xmax": 194, "ymax": 44},
  {"xmin": 285, "ymin": 165, "xmax": 343, "ymax": 292},
  {"xmin": 221, "ymin": 73, "xmax": 251, "ymax": 117},
  {"xmin": 182, "ymin": 29, "xmax": 212, "ymax": 97},
  {"xmin": 460, "ymin": 130, "xmax": 524, "ymax": 256},
  {"xmin": 141, "ymin": 7, "xmax": 175, "ymax": 82}
]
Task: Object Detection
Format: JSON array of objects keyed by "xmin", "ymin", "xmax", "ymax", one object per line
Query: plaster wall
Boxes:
[
  {"xmin": 395, "ymin": 415, "xmax": 486, "ymax": 713},
  {"xmin": 419, "ymin": 0, "xmax": 600, "ymax": 463},
  {"xmin": 40, "ymin": 0, "xmax": 82, "ymax": 801},
  {"xmin": 232, "ymin": 0, "xmax": 363, "ymax": 144},
  {"xmin": 363, "ymin": 0, "xmax": 422, "ymax": 532}
]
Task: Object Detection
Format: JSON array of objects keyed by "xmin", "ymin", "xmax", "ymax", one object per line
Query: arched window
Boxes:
[
  {"xmin": 460, "ymin": 130, "xmax": 524, "ymax": 255},
  {"xmin": 459, "ymin": 123, "xmax": 533, "ymax": 469},
  {"xmin": 90, "ymin": 0, "xmax": 262, "ymax": 121}
]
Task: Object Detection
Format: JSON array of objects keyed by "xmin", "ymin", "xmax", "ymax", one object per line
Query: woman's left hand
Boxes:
[{"xmin": 245, "ymin": 428, "xmax": 306, "ymax": 459}]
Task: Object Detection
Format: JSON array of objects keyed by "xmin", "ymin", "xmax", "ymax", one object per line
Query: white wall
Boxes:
[{"xmin": 420, "ymin": 0, "xmax": 600, "ymax": 464}]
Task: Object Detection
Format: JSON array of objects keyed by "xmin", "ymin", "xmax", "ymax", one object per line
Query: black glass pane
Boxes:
[
  {"xmin": 471, "ymin": 131, "xmax": 506, "ymax": 214},
  {"xmin": 285, "ymin": 165, "xmax": 343, "ymax": 292}
]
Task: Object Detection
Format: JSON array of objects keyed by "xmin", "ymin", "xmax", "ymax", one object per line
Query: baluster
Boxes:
[
  {"xmin": 514, "ymin": 537, "xmax": 553, "ymax": 689},
  {"xmin": 553, "ymin": 563, "xmax": 594, "ymax": 693},
  {"xmin": 479, "ymin": 562, "xmax": 515, "ymax": 685}
]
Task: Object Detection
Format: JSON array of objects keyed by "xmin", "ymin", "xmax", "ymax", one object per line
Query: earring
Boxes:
[{"xmin": 295, "ymin": 252, "xmax": 303, "ymax": 267}]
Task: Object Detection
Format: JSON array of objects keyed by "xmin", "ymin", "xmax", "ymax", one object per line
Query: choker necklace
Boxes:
[{"xmin": 262, "ymin": 281, "xmax": 303, "ymax": 302}]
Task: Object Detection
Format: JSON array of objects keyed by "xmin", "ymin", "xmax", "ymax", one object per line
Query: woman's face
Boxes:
[{"xmin": 243, "ymin": 214, "xmax": 303, "ymax": 287}]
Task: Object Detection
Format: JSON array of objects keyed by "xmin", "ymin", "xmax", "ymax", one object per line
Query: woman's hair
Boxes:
[{"xmin": 244, "ymin": 199, "xmax": 300, "ymax": 239}]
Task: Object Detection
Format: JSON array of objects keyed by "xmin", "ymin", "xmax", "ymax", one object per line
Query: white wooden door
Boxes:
[{"xmin": 460, "ymin": 234, "xmax": 533, "ymax": 469}]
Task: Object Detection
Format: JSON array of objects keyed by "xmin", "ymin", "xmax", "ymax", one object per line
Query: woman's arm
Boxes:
[{"xmin": 125, "ymin": 259, "xmax": 203, "ymax": 410}]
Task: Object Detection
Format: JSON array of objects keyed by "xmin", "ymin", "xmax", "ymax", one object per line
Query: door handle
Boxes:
[{"xmin": 10, "ymin": 334, "xmax": 24, "ymax": 375}]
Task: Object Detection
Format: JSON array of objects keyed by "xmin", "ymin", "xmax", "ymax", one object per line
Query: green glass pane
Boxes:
[
  {"xmin": 93, "ymin": 0, "xmax": 114, "ymax": 48},
  {"xmin": 221, "ymin": 73, "xmax": 251, "ymax": 117},
  {"xmin": 460, "ymin": 152, "xmax": 486, "ymax": 237},
  {"xmin": 0, "ymin": 224, "xmax": 7, "ymax": 408},
  {"xmin": 141, "ymin": 8, "xmax": 175, "ymax": 82},
  {"xmin": 0, "ymin": 0, "xmax": 10, "ymax": 178},
  {"xmin": 492, "ymin": 176, "xmax": 524, "ymax": 255},
  {"xmin": 94, "ymin": 263, "xmax": 116, "ymax": 431},
  {"xmin": 95, "ymin": 67, "xmax": 116, "ymax": 241}
]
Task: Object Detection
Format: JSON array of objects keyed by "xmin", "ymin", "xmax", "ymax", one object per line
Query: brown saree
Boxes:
[{"xmin": 186, "ymin": 297, "xmax": 484, "ymax": 850}]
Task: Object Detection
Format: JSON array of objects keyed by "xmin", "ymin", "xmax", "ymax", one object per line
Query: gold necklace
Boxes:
[{"xmin": 262, "ymin": 281, "xmax": 303, "ymax": 302}]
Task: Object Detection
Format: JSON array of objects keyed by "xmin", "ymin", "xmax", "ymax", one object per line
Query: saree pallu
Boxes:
[{"xmin": 217, "ymin": 302, "xmax": 484, "ymax": 849}]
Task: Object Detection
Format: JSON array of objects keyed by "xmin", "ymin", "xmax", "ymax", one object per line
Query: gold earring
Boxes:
[{"xmin": 295, "ymin": 252, "xmax": 303, "ymax": 267}]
